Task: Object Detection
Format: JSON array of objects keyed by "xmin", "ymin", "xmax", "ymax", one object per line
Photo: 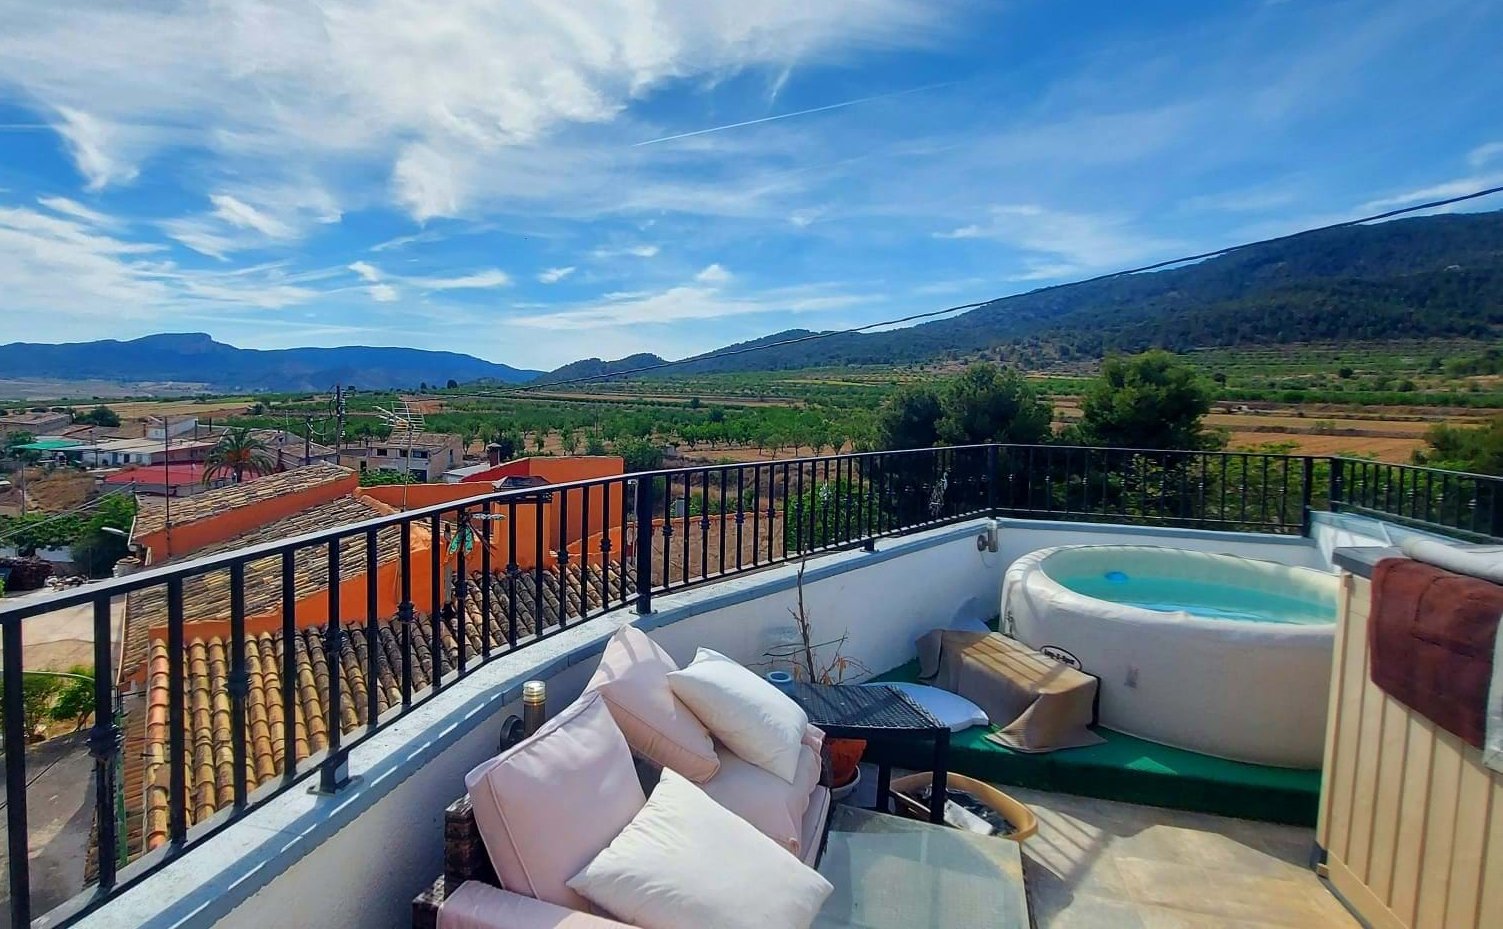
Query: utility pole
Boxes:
[
  {"xmin": 302, "ymin": 415, "xmax": 313, "ymax": 465},
  {"xmin": 334, "ymin": 385, "xmax": 347, "ymax": 458},
  {"xmin": 162, "ymin": 415, "xmax": 173, "ymax": 553}
]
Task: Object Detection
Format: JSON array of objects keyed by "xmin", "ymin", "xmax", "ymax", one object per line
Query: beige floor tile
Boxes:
[
  {"xmin": 1116, "ymin": 857, "xmax": 1336, "ymax": 928},
  {"xmin": 1005, "ymin": 790, "xmax": 1358, "ymax": 929}
]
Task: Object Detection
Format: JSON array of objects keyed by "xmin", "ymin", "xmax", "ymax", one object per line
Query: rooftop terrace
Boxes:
[{"xmin": 0, "ymin": 442, "xmax": 1498, "ymax": 929}]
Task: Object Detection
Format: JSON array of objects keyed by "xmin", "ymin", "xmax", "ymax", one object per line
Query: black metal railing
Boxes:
[
  {"xmin": 1331, "ymin": 457, "xmax": 1503, "ymax": 542},
  {"xmin": 0, "ymin": 443, "xmax": 1497, "ymax": 926}
]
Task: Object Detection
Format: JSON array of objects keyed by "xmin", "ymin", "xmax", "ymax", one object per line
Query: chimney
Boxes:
[{"xmin": 487, "ymin": 443, "xmax": 504, "ymax": 466}]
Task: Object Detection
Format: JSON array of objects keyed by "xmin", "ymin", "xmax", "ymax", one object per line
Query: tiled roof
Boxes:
[
  {"xmin": 120, "ymin": 493, "xmax": 399, "ymax": 679},
  {"xmin": 381, "ymin": 430, "xmax": 458, "ymax": 450},
  {"xmin": 246, "ymin": 429, "xmax": 338, "ymax": 461},
  {"xmin": 130, "ymin": 462, "xmax": 352, "ymax": 538},
  {"xmin": 128, "ymin": 562, "xmax": 633, "ymax": 851}
]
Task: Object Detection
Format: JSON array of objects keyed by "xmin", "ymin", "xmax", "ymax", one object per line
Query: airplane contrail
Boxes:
[
  {"xmin": 0, "ymin": 124, "xmax": 50, "ymax": 131},
  {"xmin": 634, "ymin": 82, "xmax": 956, "ymax": 147}
]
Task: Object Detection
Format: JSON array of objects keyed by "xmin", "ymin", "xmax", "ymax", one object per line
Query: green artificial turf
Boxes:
[{"xmin": 869, "ymin": 659, "xmax": 1322, "ymax": 826}]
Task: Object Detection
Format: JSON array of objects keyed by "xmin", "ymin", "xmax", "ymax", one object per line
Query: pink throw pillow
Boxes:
[
  {"xmin": 465, "ymin": 692, "xmax": 645, "ymax": 911},
  {"xmin": 803, "ymin": 724, "xmax": 825, "ymax": 755},
  {"xmin": 700, "ymin": 743, "xmax": 821, "ymax": 854},
  {"xmin": 586, "ymin": 626, "xmax": 719, "ymax": 782}
]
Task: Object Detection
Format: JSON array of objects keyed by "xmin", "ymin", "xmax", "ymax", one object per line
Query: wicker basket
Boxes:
[{"xmin": 888, "ymin": 771, "xmax": 1038, "ymax": 842}]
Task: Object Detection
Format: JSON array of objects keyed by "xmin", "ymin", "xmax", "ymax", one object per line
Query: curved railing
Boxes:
[{"xmin": 0, "ymin": 442, "xmax": 1496, "ymax": 926}]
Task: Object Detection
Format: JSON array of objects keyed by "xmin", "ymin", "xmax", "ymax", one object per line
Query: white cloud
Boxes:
[
  {"xmin": 347, "ymin": 260, "xmax": 509, "ymax": 291},
  {"xmin": 209, "ymin": 194, "xmax": 296, "ymax": 239},
  {"xmin": 537, "ymin": 266, "xmax": 575, "ymax": 283},
  {"xmin": 36, "ymin": 195, "xmax": 115, "ymax": 227},
  {"xmin": 0, "ymin": 202, "xmax": 321, "ymax": 327},
  {"xmin": 164, "ymin": 184, "xmax": 341, "ymax": 257},
  {"xmin": 349, "ymin": 260, "xmax": 383, "ymax": 282},
  {"xmin": 412, "ymin": 269, "xmax": 511, "ymax": 289},
  {"xmin": 935, "ymin": 204, "xmax": 1180, "ymax": 276},
  {"xmin": 0, "ymin": 1, "xmax": 952, "ymax": 220},
  {"xmin": 512, "ymin": 278, "xmax": 866, "ymax": 330},
  {"xmin": 368, "ymin": 283, "xmax": 400, "ymax": 302},
  {"xmin": 694, "ymin": 263, "xmax": 732, "ymax": 284},
  {"xmin": 52, "ymin": 107, "xmax": 138, "ymax": 190},
  {"xmin": 1468, "ymin": 142, "xmax": 1503, "ymax": 169},
  {"xmin": 789, "ymin": 209, "xmax": 822, "ymax": 228},
  {"xmin": 592, "ymin": 243, "xmax": 660, "ymax": 259},
  {"xmin": 370, "ymin": 229, "xmax": 448, "ymax": 252},
  {"xmin": 1360, "ymin": 173, "xmax": 1503, "ymax": 213}
]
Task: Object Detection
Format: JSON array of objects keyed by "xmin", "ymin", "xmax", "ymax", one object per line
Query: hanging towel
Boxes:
[{"xmin": 1370, "ymin": 557, "xmax": 1503, "ymax": 750}]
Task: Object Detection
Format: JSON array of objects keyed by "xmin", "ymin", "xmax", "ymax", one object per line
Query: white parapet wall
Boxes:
[
  {"xmin": 65, "ymin": 513, "xmax": 1404, "ymax": 929},
  {"xmin": 72, "ymin": 519, "xmax": 1002, "ymax": 929}
]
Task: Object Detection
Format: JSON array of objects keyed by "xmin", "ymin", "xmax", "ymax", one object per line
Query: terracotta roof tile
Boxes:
[
  {"xmin": 130, "ymin": 462, "xmax": 352, "ymax": 538},
  {"xmin": 382, "ymin": 430, "xmax": 458, "ymax": 450},
  {"xmin": 120, "ymin": 492, "xmax": 399, "ymax": 683},
  {"xmin": 128, "ymin": 562, "xmax": 633, "ymax": 852}
]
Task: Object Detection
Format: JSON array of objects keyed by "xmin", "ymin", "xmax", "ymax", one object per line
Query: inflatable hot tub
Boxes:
[{"xmin": 1001, "ymin": 545, "xmax": 1337, "ymax": 768}]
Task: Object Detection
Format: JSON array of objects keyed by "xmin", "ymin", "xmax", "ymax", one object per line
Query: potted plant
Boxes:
[{"xmin": 763, "ymin": 558, "xmax": 870, "ymax": 799}]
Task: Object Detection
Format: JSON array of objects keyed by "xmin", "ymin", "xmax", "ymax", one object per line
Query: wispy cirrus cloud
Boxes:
[
  {"xmin": 1468, "ymin": 141, "xmax": 1503, "ymax": 168},
  {"xmin": 537, "ymin": 266, "xmax": 575, "ymax": 283},
  {"xmin": 512, "ymin": 273, "xmax": 866, "ymax": 330},
  {"xmin": 591, "ymin": 243, "xmax": 660, "ymax": 259},
  {"xmin": 935, "ymin": 204, "xmax": 1181, "ymax": 279},
  {"xmin": 36, "ymin": 195, "xmax": 116, "ymax": 227},
  {"xmin": 0, "ymin": 202, "xmax": 322, "ymax": 325},
  {"xmin": 345, "ymin": 259, "xmax": 511, "ymax": 302},
  {"xmin": 0, "ymin": 0, "xmax": 954, "ymax": 221}
]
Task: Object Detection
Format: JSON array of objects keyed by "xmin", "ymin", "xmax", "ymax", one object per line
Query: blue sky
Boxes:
[{"xmin": 1, "ymin": 0, "xmax": 1500, "ymax": 371}]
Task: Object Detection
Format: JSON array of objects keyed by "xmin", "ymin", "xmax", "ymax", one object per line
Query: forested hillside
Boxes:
[{"xmin": 568, "ymin": 209, "xmax": 1503, "ymax": 376}]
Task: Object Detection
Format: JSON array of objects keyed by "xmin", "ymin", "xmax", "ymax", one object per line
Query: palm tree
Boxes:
[{"xmin": 204, "ymin": 427, "xmax": 276, "ymax": 484}]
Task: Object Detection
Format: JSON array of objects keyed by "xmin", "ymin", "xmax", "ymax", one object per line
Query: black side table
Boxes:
[{"xmin": 791, "ymin": 682, "xmax": 951, "ymax": 824}]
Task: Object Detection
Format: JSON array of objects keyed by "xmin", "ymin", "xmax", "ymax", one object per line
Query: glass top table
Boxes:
[{"xmin": 813, "ymin": 805, "xmax": 1029, "ymax": 929}]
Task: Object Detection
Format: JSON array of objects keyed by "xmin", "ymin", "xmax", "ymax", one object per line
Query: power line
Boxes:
[
  {"xmin": 504, "ymin": 182, "xmax": 1503, "ymax": 394},
  {"xmin": 0, "ymin": 485, "xmax": 138, "ymax": 547}
]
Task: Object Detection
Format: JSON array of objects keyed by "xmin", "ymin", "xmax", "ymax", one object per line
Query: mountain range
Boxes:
[
  {"xmin": 4, "ymin": 209, "xmax": 1502, "ymax": 394},
  {"xmin": 0, "ymin": 333, "xmax": 540, "ymax": 392}
]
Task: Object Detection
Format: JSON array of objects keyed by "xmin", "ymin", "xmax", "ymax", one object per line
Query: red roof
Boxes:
[
  {"xmin": 459, "ymin": 458, "xmax": 535, "ymax": 483},
  {"xmin": 104, "ymin": 463, "xmax": 226, "ymax": 488}
]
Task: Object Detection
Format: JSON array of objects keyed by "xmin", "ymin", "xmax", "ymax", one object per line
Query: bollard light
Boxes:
[{"xmin": 522, "ymin": 680, "xmax": 547, "ymax": 736}]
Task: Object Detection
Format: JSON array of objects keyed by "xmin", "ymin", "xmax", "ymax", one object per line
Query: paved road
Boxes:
[
  {"xmin": 0, "ymin": 731, "xmax": 96, "ymax": 923},
  {"xmin": 1, "ymin": 589, "xmax": 125, "ymax": 672}
]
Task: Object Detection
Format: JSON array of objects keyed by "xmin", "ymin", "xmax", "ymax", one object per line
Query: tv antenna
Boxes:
[{"xmin": 374, "ymin": 395, "xmax": 425, "ymax": 511}]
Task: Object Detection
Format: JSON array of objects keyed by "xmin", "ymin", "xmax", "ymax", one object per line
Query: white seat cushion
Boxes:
[
  {"xmin": 465, "ymin": 692, "xmax": 645, "ymax": 911},
  {"xmin": 700, "ymin": 743, "xmax": 820, "ymax": 854},
  {"xmin": 568, "ymin": 768, "xmax": 834, "ymax": 929},
  {"xmin": 586, "ymin": 626, "xmax": 719, "ymax": 782},
  {"xmin": 667, "ymin": 648, "xmax": 808, "ymax": 782},
  {"xmin": 798, "ymin": 786, "xmax": 831, "ymax": 867}
]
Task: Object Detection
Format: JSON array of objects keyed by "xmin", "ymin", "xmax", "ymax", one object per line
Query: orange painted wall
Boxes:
[
  {"xmin": 137, "ymin": 473, "xmax": 360, "ymax": 561},
  {"xmin": 148, "ymin": 458, "xmax": 626, "ymax": 645},
  {"xmin": 357, "ymin": 482, "xmax": 499, "ymax": 510}
]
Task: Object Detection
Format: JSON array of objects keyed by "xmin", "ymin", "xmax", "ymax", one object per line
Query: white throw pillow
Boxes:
[
  {"xmin": 870, "ymin": 682, "xmax": 989, "ymax": 732},
  {"xmin": 667, "ymin": 648, "xmax": 808, "ymax": 783},
  {"xmin": 567, "ymin": 768, "xmax": 834, "ymax": 929}
]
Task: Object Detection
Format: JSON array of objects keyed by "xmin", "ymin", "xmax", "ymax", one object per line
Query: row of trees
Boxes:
[
  {"xmin": 875, "ymin": 351, "xmax": 1215, "ymax": 453},
  {"xmin": 0, "ymin": 494, "xmax": 138, "ymax": 577}
]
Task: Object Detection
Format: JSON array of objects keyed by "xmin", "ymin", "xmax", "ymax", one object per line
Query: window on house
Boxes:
[
  {"xmin": 376, "ymin": 448, "xmax": 387, "ymax": 455},
  {"xmin": 413, "ymin": 450, "xmax": 428, "ymax": 459}
]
